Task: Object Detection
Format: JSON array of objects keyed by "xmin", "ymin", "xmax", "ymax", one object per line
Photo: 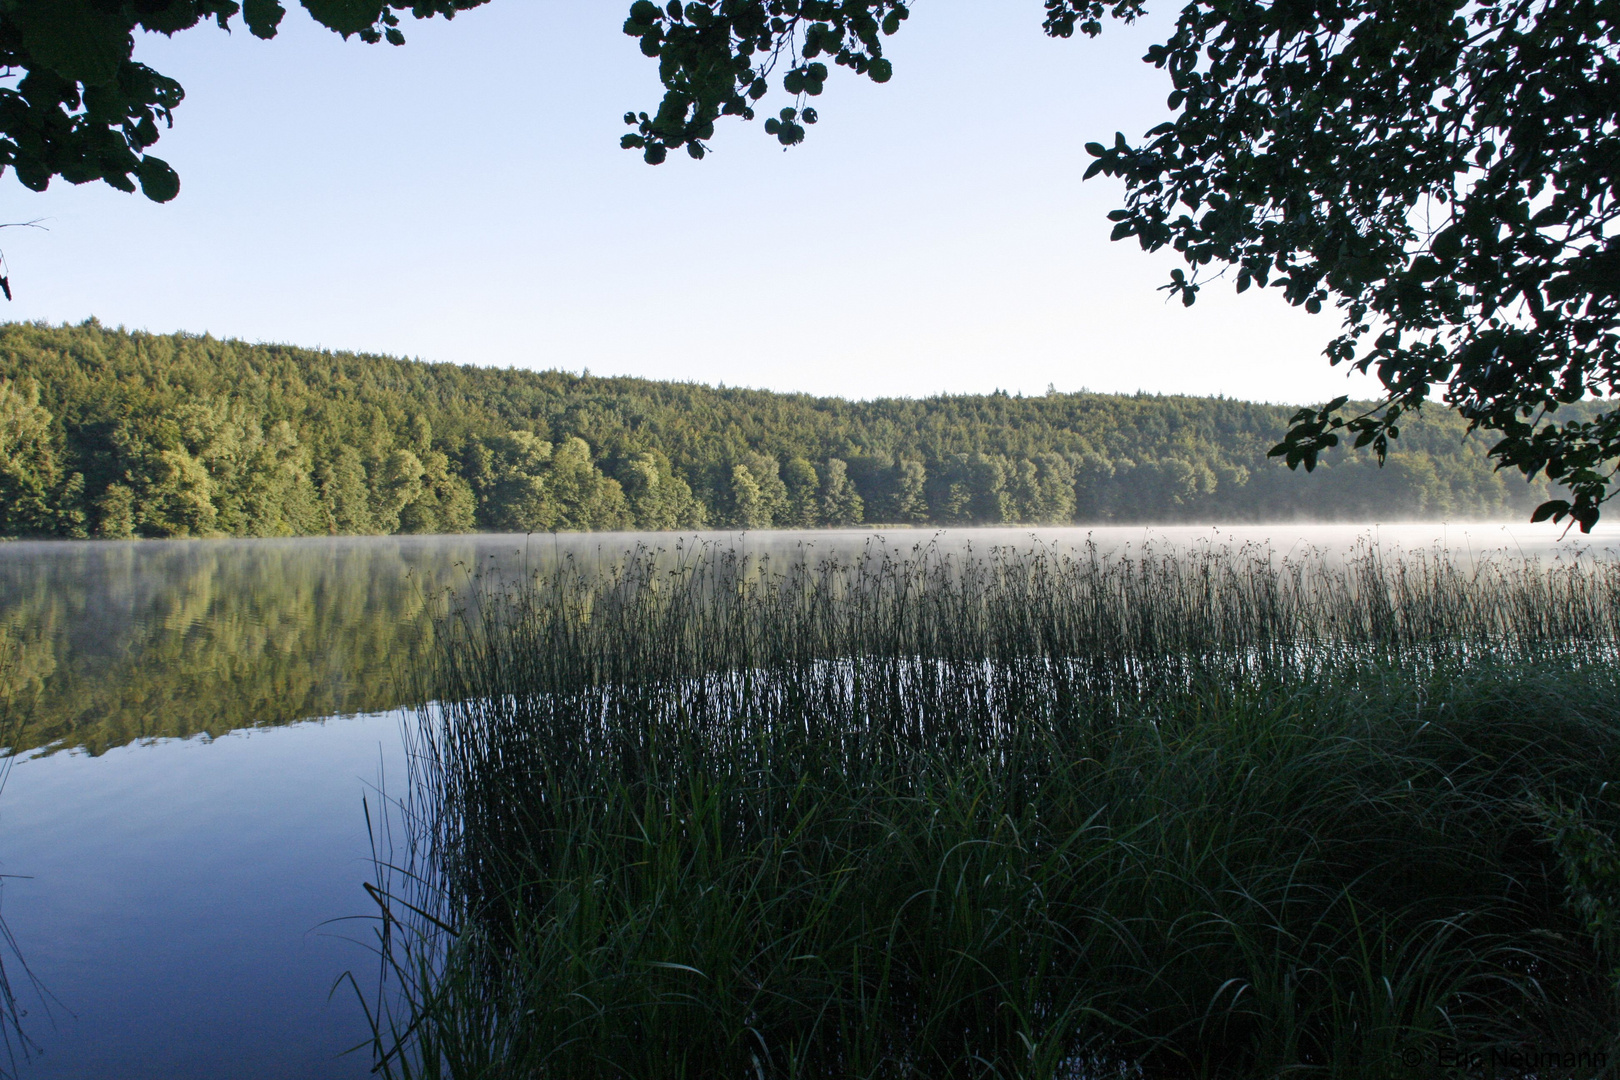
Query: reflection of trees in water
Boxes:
[
  {"xmin": 0, "ymin": 532, "xmax": 820, "ymax": 756},
  {"xmin": 8, "ymin": 529, "xmax": 1605, "ymax": 758},
  {"xmin": 0, "ymin": 537, "xmax": 507, "ymax": 756}
]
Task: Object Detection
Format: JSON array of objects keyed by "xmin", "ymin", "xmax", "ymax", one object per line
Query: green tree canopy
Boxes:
[
  {"xmin": 620, "ymin": 0, "xmax": 1620, "ymax": 530},
  {"xmin": 0, "ymin": 375, "xmax": 64, "ymax": 534},
  {"xmin": 0, "ymin": 322, "xmax": 1573, "ymax": 537}
]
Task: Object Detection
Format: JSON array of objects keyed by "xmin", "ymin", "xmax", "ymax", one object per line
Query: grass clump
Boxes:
[{"xmin": 365, "ymin": 540, "xmax": 1620, "ymax": 1079}]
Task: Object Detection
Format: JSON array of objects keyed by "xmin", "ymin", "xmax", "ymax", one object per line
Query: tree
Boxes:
[
  {"xmin": 0, "ymin": 376, "xmax": 67, "ymax": 535},
  {"xmin": 893, "ymin": 458, "xmax": 927, "ymax": 522},
  {"xmin": 546, "ymin": 436, "xmax": 630, "ymax": 530},
  {"xmin": 817, "ymin": 456, "xmax": 863, "ymax": 525},
  {"xmin": 621, "ymin": 0, "xmax": 1620, "ymax": 530},
  {"xmin": 101, "ymin": 411, "xmax": 220, "ymax": 536},
  {"xmin": 727, "ymin": 452, "xmax": 790, "ymax": 526},
  {"xmin": 0, "ymin": 323, "xmax": 1569, "ymax": 535},
  {"xmin": 317, "ymin": 444, "xmax": 373, "ymax": 534},
  {"xmin": 618, "ymin": 450, "xmax": 693, "ymax": 530},
  {"xmin": 0, "ymin": 1, "xmax": 492, "ymax": 206},
  {"xmin": 727, "ymin": 463, "xmax": 768, "ymax": 528},
  {"xmin": 1008, "ymin": 452, "xmax": 1076, "ymax": 523},
  {"xmin": 781, "ymin": 456, "xmax": 821, "ymax": 526},
  {"xmin": 474, "ymin": 431, "xmax": 557, "ymax": 532},
  {"xmin": 929, "ymin": 452, "xmax": 1010, "ymax": 525}
]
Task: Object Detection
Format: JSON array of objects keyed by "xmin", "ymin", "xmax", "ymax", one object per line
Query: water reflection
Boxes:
[
  {"xmin": 1, "ymin": 525, "xmax": 1615, "ymax": 757},
  {"xmin": 0, "ymin": 536, "xmax": 504, "ymax": 755},
  {"xmin": 0, "ymin": 524, "xmax": 1614, "ymax": 1079},
  {"xmin": 0, "ymin": 712, "xmax": 405, "ymax": 1080}
]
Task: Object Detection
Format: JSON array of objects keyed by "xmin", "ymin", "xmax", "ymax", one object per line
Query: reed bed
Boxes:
[{"xmin": 365, "ymin": 539, "xmax": 1620, "ymax": 1079}]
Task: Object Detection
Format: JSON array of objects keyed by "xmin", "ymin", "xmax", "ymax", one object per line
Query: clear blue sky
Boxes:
[{"xmin": 0, "ymin": 1, "xmax": 1380, "ymax": 405}]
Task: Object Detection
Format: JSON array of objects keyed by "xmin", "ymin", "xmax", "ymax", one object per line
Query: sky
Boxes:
[{"xmin": 0, "ymin": 1, "xmax": 1383, "ymax": 405}]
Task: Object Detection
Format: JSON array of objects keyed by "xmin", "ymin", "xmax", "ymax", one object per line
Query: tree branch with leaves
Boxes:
[
  {"xmin": 624, "ymin": 0, "xmax": 1620, "ymax": 530},
  {"xmin": 0, "ymin": 1, "xmax": 491, "ymax": 203}
]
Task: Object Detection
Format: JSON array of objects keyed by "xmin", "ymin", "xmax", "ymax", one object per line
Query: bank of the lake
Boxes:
[
  {"xmin": 374, "ymin": 533, "xmax": 1620, "ymax": 1079},
  {"xmin": 1, "ymin": 526, "xmax": 1617, "ymax": 1080}
]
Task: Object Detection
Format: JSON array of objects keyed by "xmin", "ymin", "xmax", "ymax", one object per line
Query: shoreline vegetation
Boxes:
[
  {"xmin": 366, "ymin": 538, "xmax": 1620, "ymax": 1079},
  {"xmin": 4, "ymin": 528, "xmax": 1605, "ymax": 760},
  {"xmin": 0, "ymin": 321, "xmax": 1576, "ymax": 542}
]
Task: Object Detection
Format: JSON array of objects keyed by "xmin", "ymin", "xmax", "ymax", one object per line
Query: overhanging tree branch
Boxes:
[{"xmin": 624, "ymin": 0, "xmax": 1620, "ymax": 530}]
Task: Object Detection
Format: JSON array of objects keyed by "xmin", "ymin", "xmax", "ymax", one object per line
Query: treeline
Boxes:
[{"xmin": 0, "ymin": 321, "xmax": 1563, "ymax": 539}]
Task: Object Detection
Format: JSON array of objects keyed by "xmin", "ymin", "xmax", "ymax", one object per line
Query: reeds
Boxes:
[
  {"xmin": 0, "ymin": 649, "xmax": 54, "ymax": 1079},
  {"xmin": 365, "ymin": 539, "xmax": 1620, "ymax": 1079}
]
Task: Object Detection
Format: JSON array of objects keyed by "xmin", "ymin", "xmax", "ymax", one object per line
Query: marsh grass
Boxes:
[
  {"xmin": 364, "ymin": 539, "xmax": 1620, "ymax": 1079},
  {"xmin": 0, "ymin": 649, "xmax": 58, "ymax": 1079}
]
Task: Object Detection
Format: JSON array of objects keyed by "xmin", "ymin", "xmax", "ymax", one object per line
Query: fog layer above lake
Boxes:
[{"xmin": 3, "ymin": 523, "xmax": 1615, "ymax": 756}]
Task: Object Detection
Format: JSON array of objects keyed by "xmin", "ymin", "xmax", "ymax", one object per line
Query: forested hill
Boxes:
[{"xmin": 0, "ymin": 321, "xmax": 1558, "ymax": 539}]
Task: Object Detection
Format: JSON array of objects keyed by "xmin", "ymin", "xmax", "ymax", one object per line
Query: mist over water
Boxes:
[
  {"xmin": 0, "ymin": 523, "xmax": 1615, "ymax": 1079},
  {"xmin": 755, "ymin": 520, "xmax": 1620, "ymax": 564},
  {"xmin": 3, "ymin": 524, "xmax": 1616, "ymax": 757}
]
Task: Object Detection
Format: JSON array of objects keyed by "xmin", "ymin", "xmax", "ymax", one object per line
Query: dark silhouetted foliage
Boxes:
[{"xmin": 622, "ymin": 0, "xmax": 1620, "ymax": 530}]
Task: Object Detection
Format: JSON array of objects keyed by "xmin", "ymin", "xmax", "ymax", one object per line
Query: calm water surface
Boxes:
[{"xmin": 0, "ymin": 524, "xmax": 1616, "ymax": 1078}]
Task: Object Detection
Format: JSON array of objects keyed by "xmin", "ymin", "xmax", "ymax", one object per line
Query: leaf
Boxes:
[
  {"xmin": 1545, "ymin": 273, "xmax": 1581, "ymax": 303},
  {"xmin": 243, "ymin": 0, "xmax": 287, "ymax": 39},
  {"xmin": 1530, "ymin": 500, "xmax": 1569, "ymax": 523},
  {"xmin": 134, "ymin": 2, "xmax": 213, "ymax": 34},
  {"xmin": 136, "ymin": 156, "xmax": 181, "ymax": 203},
  {"xmin": 10, "ymin": 0, "xmax": 130, "ymax": 86},
  {"xmin": 1432, "ymin": 224, "xmax": 1465, "ymax": 260},
  {"xmin": 300, "ymin": 0, "xmax": 384, "ymax": 38}
]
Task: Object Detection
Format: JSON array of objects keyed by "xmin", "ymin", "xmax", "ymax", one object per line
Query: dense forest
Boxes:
[{"xmin": 0, "ymin": 321, "xmax": 1564, "ymax": 539}]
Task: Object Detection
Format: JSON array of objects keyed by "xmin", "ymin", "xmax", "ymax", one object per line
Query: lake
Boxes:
[{"xmin": 1, "ymin": 523, "xmax": 1616, "ymax": 1079}]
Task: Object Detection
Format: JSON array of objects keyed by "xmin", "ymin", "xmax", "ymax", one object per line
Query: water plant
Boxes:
[
  {"xmin": 364, "ymin": 538, "xmax": 1620, "ymax": 1078},
  {"xmin": 0, "ymin": 648, "xmax": 58, "ymax": 1079}
]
